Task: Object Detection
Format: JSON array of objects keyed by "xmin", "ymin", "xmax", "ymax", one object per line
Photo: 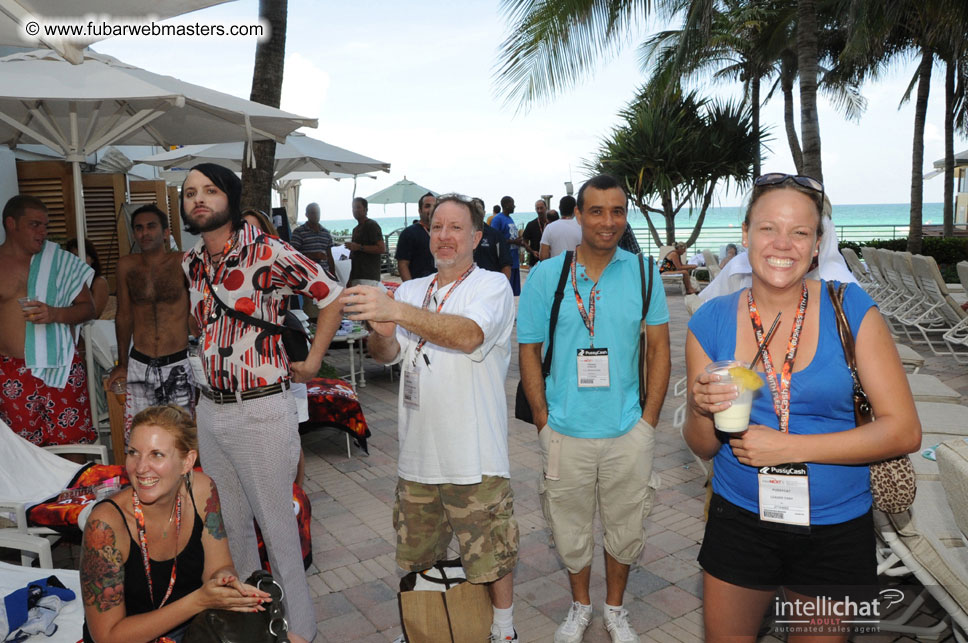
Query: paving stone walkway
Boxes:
[{"xmin": 300, "ymin": 275, "xmax": 968, "ymax": 643}]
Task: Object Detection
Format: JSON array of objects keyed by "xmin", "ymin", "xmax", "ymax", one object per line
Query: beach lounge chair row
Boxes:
[{"xmin": 852, "ymin": 248, "xmax": 968, "ymax": 362}]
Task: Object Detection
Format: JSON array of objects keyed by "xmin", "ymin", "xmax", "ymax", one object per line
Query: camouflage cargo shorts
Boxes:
[{"xmin": 393, "ymin": 475, "xmax": 519, "ymax": 584}]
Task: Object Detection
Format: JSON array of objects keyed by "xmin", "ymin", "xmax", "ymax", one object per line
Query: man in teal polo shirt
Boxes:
[{"xmin": 518, "ymin": 174, "xmax": 671, "ymax": 643}]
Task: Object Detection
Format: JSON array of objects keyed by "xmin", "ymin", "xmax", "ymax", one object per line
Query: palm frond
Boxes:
[{"xmin": 494, "ymin": 0, "xmax": 652, "ymax": 110}]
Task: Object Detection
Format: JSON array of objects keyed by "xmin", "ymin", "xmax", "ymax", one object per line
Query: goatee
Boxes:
[{"xmin": 187, "ymin": 207, "xmax": 232, "ymax": 233}]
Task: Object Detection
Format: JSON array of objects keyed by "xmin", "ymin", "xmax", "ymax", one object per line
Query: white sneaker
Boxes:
[
  {"xmin": 604, "ymin": 607, "xmax": 639, "ymax": 643},
  {"xmin": 490, "ymin": 623, "xmax": 519, "ymax": 642},
  {"xmin": 555, "ymin": 602, "xmax": 592, "ymax": 643}
]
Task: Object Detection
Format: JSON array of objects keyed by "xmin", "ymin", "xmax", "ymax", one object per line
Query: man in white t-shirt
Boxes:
[
  {"xmin": 539, "ymin": 195, "xmax": 582, "ymax": 260},
  {"xmin": 341, "ymin": 194, "xmax": 519, "ymax": 643}
]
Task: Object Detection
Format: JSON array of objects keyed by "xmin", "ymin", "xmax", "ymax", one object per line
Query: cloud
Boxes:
[{"xmin": 281, "ymin": 52, "xmax": 330, "ymax": 122}]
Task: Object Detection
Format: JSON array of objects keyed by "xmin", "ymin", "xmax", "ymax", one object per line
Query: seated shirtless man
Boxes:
[{"xmin": 106, "ymin": 204, "xmax": 193, "ymax": 441}]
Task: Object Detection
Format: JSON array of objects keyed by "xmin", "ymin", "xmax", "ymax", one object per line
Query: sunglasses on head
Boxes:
[{"xmin": 754, "ymin": 173, "xmax": 824, "ymax": 197}]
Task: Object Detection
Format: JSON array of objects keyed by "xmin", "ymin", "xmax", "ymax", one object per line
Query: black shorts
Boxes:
[{"xmin": 698, "ymin": 493, "xmax": 877, "ymax": 594}]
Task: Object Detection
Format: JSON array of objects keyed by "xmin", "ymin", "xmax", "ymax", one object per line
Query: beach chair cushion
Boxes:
[
  {"xmin": 937, "ymin": 438, "xmax": 968, "ymax": 543},
  {"xmin": 916, "ymin": 402, "xmax": 968, "ymax": 434},
  {"xmin": 907, "ymin": 374, "xmax": 963, "ymax": 404}
]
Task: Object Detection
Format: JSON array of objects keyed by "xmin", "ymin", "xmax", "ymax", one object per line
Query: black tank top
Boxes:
[{"xmin": 82, "ymin": 492, "xmax": 205, "ymax": 643}]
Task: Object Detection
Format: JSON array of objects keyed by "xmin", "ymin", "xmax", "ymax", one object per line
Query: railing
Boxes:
[{"xmin": 635, "ymin": 223, "xmax": 913, "ymax": 254}]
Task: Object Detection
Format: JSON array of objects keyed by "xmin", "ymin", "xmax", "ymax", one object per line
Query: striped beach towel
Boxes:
[{"xmin": 25, "ymin": 241, "xmax": 93, "ymax": 388}]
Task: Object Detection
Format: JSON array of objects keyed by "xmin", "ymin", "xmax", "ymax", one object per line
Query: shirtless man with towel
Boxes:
[{"xmin": 0, "ymin": 195, "xmax": 96, "ymax": 446}]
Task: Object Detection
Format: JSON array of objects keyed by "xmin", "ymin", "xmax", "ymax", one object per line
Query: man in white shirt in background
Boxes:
[
  {"xmin": 539, "ymin": 195, "xmax": 582, "ymax": 260},
  {"xmin": 340, "ymin": 194, "xmax": 519, "ymax": 642}
]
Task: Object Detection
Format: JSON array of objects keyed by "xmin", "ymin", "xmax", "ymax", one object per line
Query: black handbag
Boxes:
[
  {"xmin": 515, "ymin": 252, "xmax": 572, "ymax": 424},
  {"xmin": 200, "ymin": 270, "xmax": 311, "ymax": 363},
  {"xmin": 183, "ymin": 571, "xmax": 289, "ymax": 643}
]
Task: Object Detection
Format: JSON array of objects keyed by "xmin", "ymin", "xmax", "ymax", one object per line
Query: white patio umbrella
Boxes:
[
  {"xmin": 0, "ymin": 0, "xmax": 231, "ymax": 63},
  {"xmin": 0, "ymin": 48, "xmax": 316, "ymax": 261},
  {"xmin": 135, "ymin": 132, "xmax": 390, "ymax": 180},
  {"xmin": 0, "ymin": 47, "xmax": 314, "ymax": 435}
]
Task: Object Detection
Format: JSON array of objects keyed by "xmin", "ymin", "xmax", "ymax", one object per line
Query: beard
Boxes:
[{"xmin": 185, "ymin": 206, "xmax": 232, "ymax": 233}]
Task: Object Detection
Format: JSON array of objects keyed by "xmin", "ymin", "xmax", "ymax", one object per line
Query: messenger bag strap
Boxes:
[
  {"xmin": 541, "ymin": 250, "xmax": 574, "ymax": 378},
  {"xmin": 199, "ymin": 263, "xmax": 281, "ymax": 335},
  {"xmin": 638, "ymin": 254, "xmax": 655, "ymax": 410}
]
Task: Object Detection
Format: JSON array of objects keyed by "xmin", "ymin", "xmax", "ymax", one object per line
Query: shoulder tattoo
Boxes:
[
  {"xmin": 203, "ymin": 478, "xmax": 227, "ymax": 540},
  {"xmin": 80, "ymin": 518, "xmax": 125, "ymax": 612}
]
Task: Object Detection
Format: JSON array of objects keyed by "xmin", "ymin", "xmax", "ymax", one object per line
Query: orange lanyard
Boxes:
[
  {"xmin": 412, "ymin": 264, "xmax": 476, "ymax": 364},
  {"xmin": 131, "ymin": 491, "xmax": 181, "ymax": 611},
  {"xmin": 747, "ymin": 282, "xmax": 808, "ymax": 433}
]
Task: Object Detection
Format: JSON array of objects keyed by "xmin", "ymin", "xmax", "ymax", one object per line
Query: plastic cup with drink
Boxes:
[{"xmin": 705, "ymin": 360, "xmax": 761, "ymax": 433}]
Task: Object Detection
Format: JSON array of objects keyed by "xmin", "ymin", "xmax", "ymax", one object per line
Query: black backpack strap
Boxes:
[
  {"xmin": 638, "ymin": 254, "xmax": 654, "ymax": 410},
  {"xmin": 541, "ymin": 251, "xmax": 573, "ymax": 378}
]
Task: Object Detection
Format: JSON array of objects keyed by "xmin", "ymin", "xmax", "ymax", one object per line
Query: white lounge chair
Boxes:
[
  {"xmin": 941, "ymin": 261, "xmax": 968, "ymax": 362},
  {"xmin": 875, "ymin": 426, "xmax": 968, "ymax": 640},
  {"xmin": 840, "ymin": 247, "xmax": 876, "ymax": 293},
  {"xmin": 909, "ymin": 254, "xmax": 968, "ymax": 361},
  {"xmin": 0, "ymin": 421, "xmax": 108, "ymax": 566}
]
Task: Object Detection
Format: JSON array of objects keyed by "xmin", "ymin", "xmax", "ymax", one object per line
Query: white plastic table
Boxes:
[{"xmin": 330, "ymin": 328, "xmax": 369, "ymax": 390}]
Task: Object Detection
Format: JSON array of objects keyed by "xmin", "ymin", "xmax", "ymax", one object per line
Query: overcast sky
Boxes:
[{"xmin": 96, "ymin": 0, "xmax": 966, "ymax": 221}]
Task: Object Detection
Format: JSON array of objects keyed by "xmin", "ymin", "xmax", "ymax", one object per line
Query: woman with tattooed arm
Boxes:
[{"xmin": 80, "ymin": 406, "xmax": 270, "ymax": 643}]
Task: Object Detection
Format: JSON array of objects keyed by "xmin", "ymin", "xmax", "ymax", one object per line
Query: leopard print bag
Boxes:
[{"xmin": 828, "ymin": 282, "xmax": 916, "ymax": 514}]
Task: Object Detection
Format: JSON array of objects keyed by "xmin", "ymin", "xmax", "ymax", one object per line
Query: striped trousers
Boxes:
[{"xmin": 196, "ymin": 389, "xmax": 315, "ymax": 641}]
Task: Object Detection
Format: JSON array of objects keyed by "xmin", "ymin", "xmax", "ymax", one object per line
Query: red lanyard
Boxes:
[
  {"xmin": 747, "ymin": 282, "xmax": 808, "ymax": 433},
  {"xmin": 131, "ymin": 490, "xmax": 182, "ymax": 611},
  {"xmin": 413, "ymin": 264, "xmax": 476, "ymax": 363},
  {"xmin": 570, "ymin": 259, "xmax": 600, "ymax": 347}
]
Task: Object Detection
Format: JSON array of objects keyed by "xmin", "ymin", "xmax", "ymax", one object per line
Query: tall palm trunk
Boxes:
[
  {"xmin": 751, "ymin": 74, "xmax": 761, "ymax": 176},
  {"xmin": 662, "ymin": 192, "xmax": 676, "ymax": 244},
  {"xmin": 797, "ymin": 0, "xmax": 822, "ymax": 181},
  {"xmin": 781, "ymin": 54, "xmax": 804, "ymax": 173},
  {"xmin": 908, "ymin": 48, "xmax": 933, "ymax": 254},
  {"xmin": 240, "ymin": 0, "xmax": 288, "ymax": 217},
  {"xmin": 944, "ymin": 60, "xmax": 955, "ymax": 238}
]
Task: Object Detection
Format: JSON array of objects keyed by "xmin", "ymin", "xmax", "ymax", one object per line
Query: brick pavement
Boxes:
[{"xmin": 302, "ymin": 278, "xmax": 968, "ymax": 642}]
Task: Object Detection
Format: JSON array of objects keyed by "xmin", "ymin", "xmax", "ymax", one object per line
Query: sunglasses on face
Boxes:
[{"xmin": 754, "ymin": 173, "xmax": 824, "ymax": 196}]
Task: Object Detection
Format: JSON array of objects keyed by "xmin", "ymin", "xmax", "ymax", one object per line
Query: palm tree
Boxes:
[
  {"xmin": 592, "ymin": 89, "xmax": 763, "ymax": 246},
  {"xmin": 497, "ymin": 0, "xmax": 831, "ymax": 181},
  {"xmin": 240, "ymin": 0, "xmax": 288, "ymax": 217},
  {"xmin": 639, "ymin": 0, "xmax": 865, "ymax": 178},
  {"xmin": 843, "ymin": 0, "xmax": 960, "ymax": 253}
]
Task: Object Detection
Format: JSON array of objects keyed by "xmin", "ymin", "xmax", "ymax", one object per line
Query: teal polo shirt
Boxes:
[{"xmin": 517, "ymin": 248, "xmax": 669, "ymax": 438}]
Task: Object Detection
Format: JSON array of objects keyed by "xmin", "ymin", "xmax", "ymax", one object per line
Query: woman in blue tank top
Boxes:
[{"xmin": 683, "ymin": 174, "xmax": 921, "ymax": 642}]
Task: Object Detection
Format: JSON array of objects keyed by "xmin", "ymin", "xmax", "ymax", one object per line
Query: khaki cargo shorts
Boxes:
[
  {"xmin": 393, "ymin": 475, "xmax": 519, "ymax": 584},
  {"xmin": 538, "ymin": 417, "xmax": 661, "ymax": 574}
]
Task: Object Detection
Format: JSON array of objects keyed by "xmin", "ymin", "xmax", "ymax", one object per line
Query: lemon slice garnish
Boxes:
[{"xmin": 728, "ymin": 366, "xmax": 763, "ymax": 391}]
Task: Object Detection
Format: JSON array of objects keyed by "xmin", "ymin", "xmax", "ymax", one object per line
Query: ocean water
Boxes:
[{"xmin": 319, "ymin": 202, "xmax": 944, "ymax": 236}]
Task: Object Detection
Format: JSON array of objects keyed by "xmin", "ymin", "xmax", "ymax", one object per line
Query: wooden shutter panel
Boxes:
[
  {"xmin": 15, "ymin": 161, "xmax": 75, "ymax": 243},
  {"xmin": 80, "ymin": 173, "xmax": 125, "ymax": 290}
]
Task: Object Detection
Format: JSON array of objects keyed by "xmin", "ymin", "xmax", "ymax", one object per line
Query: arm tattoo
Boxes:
[
  {"xmin": 81, "ymin": 518, "xmax": 125, "ymax": 613},
  {"xmin": 204, "ymin": 478, "xmax": 228, "ymax": 540}
]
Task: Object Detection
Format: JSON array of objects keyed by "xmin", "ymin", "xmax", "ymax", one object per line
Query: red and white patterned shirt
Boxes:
[{"xmin": 182, "ymin": 224, "xmax": 342, "ymax": 391}]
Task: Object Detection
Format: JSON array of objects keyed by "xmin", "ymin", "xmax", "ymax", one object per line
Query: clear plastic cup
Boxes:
[
  {"xmin": 706, "ymin": 360, "xmax": 755, "ymax": 433},
  {"xmin": 17, "ymin": 297, "xmax": 32, "ymax": 310}
]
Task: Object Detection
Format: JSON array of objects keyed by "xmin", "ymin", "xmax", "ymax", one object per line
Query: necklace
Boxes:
[{"xmin": 161, "ymin": 493, "xmax": 178, "ymax": 539}]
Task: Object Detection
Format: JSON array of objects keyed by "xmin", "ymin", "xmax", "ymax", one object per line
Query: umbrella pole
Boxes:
[
  {"xmin": 71, "ymin": 161, "xmax": 104, "ymax": 451},
  {"xmin": 404, "ymin": 202, "xmax": 407, "ymax": 227}
]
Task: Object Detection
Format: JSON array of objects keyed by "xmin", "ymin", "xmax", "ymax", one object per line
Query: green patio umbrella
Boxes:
[{"xmin": 365, "ymin": 176, "xmax": 437, "ymax": 225}]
